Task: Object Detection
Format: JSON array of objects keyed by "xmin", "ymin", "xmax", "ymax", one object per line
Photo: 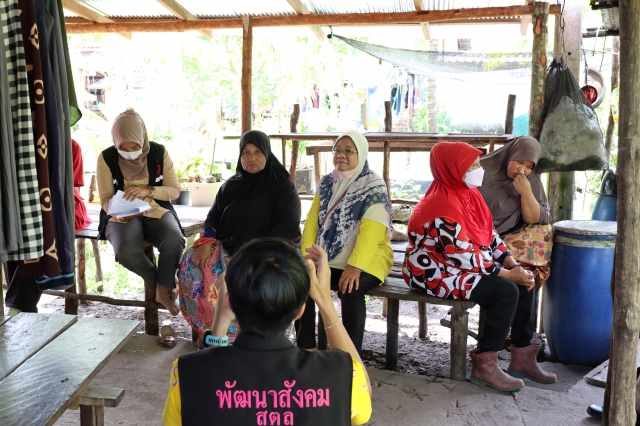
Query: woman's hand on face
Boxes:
[
  {"xmin": 339, "ymin": 266, "xmax": 362, "ymax": 294},
  {"xmin": 508, "ymin": 266, "xmax": 535, "ymax": 290},
  {"xmin": 512, "ymin": 172, "xmax": 532, "ymax": 196},
  {"xmin": 193, "ymin": 243, "xmax": 214, "ymax": 269},
  {"xmin": 123, "ymin": 186, "xmax": 151, "ymax": 201}
]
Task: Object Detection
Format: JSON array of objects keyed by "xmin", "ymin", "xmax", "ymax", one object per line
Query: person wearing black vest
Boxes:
[
  {"xmin": 96, "ymin": 108, "xmax": 184, "ymax": 315},
  {"xmin": 164, "ymin": 239, "xmax": 373, "ymax": 426}
]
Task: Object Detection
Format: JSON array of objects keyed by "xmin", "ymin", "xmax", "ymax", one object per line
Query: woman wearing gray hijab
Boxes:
[
  {"xmin": 479, "ymin": 136, "xmax": 552, "ymax": 291},
  {"xmin": 96, "ymin": 108, "xmax": 184, "ymax": 315}
]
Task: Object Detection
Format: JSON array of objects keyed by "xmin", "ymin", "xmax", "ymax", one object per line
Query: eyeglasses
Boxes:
[{"xmin": 332, "ymin": 149, "xmax": 357, "ymax": 156}]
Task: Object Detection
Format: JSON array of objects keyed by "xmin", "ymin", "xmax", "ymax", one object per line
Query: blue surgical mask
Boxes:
[{"xmin": 118, "ymin": 149, "xmax": 142, "ymax": 161}]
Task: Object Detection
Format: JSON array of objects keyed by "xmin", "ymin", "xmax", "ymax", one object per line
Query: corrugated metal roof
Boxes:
[
  {"xmin": 74, "ymin": 0, "xmax": 176, "ymax": 19},
  {"xmin": 64, "ymin": 0, "xmax": 530, "ymax": 21}
]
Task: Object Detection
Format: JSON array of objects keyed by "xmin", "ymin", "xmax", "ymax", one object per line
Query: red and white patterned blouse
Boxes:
[{"xmin": 402, "ymin": 217, "xmax": 510, "ymax": 300}]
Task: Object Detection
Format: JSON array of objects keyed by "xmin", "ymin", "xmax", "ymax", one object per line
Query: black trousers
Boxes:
[
  {"xmin": 3, "ymin": 261, "xmax": 42, "ymax": 313},
  {"xmin": 296, "ymin": 267, "xmax": 381, "ymax": 354},
  {"xmin": 467, "ymin": 276, "xmax": 536, "ymax": 353}
]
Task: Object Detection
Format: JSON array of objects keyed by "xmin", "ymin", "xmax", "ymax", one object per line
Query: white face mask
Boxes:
[
  {"xmin": 118, "ymin": 149, "xmax": 142, "ymax": 161},
  {"xmin": 464, "ymin": 167, "xmax": 485, "ymax": 188}
]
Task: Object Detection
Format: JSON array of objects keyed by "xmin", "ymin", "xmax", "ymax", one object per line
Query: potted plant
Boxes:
[
  {"xmin": 186, "ymin": 163, "xmax": 226, "ymax": 207},
  {"xmin": 173, "ymin": 156, "xmax": 206, "ymax": 206}
]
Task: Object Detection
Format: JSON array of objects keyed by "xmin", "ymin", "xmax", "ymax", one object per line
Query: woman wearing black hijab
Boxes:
[{"xmin": 179, "ymin": 130, "xmax": 302, "ymax": 344}]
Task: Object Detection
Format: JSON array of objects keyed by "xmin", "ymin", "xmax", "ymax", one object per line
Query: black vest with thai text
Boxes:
[
  {"xmin": 97, "ymin": 141, "xmax": 182, "ymax": 239},
  {"xmin": 179, "ymin": 333, "xmax": 353, "ymax": 426}
]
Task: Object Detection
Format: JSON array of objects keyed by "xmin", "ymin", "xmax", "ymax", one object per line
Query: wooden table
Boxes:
[
  {"xmin": 50, "ymin": 202, "xmax": 209, "ymax": 336},
  {"xmin": 270, "ymin": 131, "xmax": 514, "ymax": 188},
  {"xmin": 0, "ymin": 313, "xmax": 138, "ymax": 426}
]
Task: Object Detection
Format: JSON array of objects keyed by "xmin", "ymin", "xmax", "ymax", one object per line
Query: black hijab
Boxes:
[{"xmin": 204, "ymin": 130, "xmax": 301, "ymax": 255}]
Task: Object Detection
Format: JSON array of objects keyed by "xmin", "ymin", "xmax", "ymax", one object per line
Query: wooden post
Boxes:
[
  {"xmin": 91, "ymin": 240, "xmax": 103, "ymax": 283},
  {"xmin": 80, "ymin": 405, "xmax": 104, "ymax": 426},
  {"xmin": 241, "ymin": 16, "xmax": 253, "ymax": 134},
  {"xmin": 76, "ymin": 238, "xmax": 87, "ymax": 304},
  {"xmin": 88, "ymin": 174, "xmax": 97, "ymax": 203},
  {"xmin": 382, "ymin": 101, "xmax": 392, "ymax": 198},
  {"xmin": 504, "ymin": 94, "xmax": 516, "ymax": 134},
  {"xmin": 385, "ymin": 298, "xmax": 399, "ymax": 370},
  {"xmin": 381, "ymin": 101, "xmax": 393, "ymax": 318},
  {"xmin": 418, "ymin": 302, "xmax": 427, "ymax": 339},
  {"xmin": 604, "ymin": 37, "xmax": 620, "ymax": 163},
  {"xmin": 528, "ymin": 2, "xmax": 549, "ymax": 140},
  {"xmin": 603, "ymin": 1, "xmax": 640, "ymax": 424},
  {"xmin": 288, "ymin": 104, "xmax": 300, "ymax": 181},
  {"xmin": 313, "ymin": 153, "xmax": 321, "ymax": 188},
  {"xmin": 281, "ymin": 138, "xmax": 287, "ymax": 169},
  {"xmin": 450, "ymin": 305, "xmax": 469, "ymax": 381},
  {"xmin": 143, "ymin": 245, "xmax": 159, "ymax": 336}
]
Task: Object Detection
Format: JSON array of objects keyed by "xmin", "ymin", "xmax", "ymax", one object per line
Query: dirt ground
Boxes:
[{"xmin": 37, "ymin": 289, "xmax": 481, "ymax": 378}]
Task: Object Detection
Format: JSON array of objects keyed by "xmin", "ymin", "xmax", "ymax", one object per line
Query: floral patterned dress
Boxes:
[
  {"xmin": 500, "ymin": 223, "xmax": 553, "ymax": 290},
  {"xmin": 402, "ymin": 217, "xmax": 510, "ymax": 300},
  {"xmin": 178, "ymin": 233, "xmax": 238, "ymax": 345}
]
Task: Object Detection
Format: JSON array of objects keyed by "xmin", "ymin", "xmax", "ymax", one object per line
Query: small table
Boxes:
[
  {"xmin": 0, "ymin": 313, "xmax": 138, "ymax": 426},
  {"xmin": 270, "ymin": 131, "xmax": 514, "ymax": 188}
]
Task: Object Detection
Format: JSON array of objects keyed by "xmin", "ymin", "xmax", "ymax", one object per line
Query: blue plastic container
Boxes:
[
  {"xmin": 592, "ymin": 193, "xmax": 617, "ymax": 221},
  {"xmin": 543, "ymin": 220, "xmax": 616, "ymax": 366}
]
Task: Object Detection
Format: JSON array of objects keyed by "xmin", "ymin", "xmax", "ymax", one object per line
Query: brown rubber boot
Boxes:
[
  {"xmin": 507, "ymin": 343, "xmax": 557, "ymax": 384},
  {"xmin": 470, "ymin": 349, "xmax": 524, "ymax": 392}
]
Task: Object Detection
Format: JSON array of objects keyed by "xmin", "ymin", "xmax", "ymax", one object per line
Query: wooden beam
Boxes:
[
  {"xmin": 64, "ymin": 16, "xmax": 522, "ymax": 26},
  {"xmin": 603, "ymin": 0, "xmax": 640, "ymax": 423},
  {"xmin": 61, "ymin": 0, "xmax": 132, "ymax": 39},
  {"xmin": 288, "ymin": 104, "xmax": 301, "ymax": 180},
  {"xmin": 413, "ymin": 0, "xmax": 431, "ymax": 39},
  {"xmin": 505, "ymin": 94, "xmax": 516, "ymax": 134},
  {"xmin": 154, "ymin": 0, "xmax": 212, "ymax": 39},
  {"xmin": 241, "ymin": 16, "xmax": 253, "ymax": 134},
  {"xmin": 62, "ymin": 0, "xmax": 112, "ymax": 23},
  {"xmin": 285, "ymin": 0, "xmax": 324, "ymax": 41},
  {"xmin": 64, "ymin": 5, "xmax": 562, "ymax": 33},
  {"xmin": 604, "ymin": 36, "xmax": 619, "ymax": 162},
  {"xmin": 528, "ymin": 2, "xmax": 548, "ymax": 141}
]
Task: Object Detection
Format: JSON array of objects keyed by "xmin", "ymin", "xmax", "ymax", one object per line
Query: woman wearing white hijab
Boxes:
[{"xmin": 296, "ymin": 131, "xmax": 393, "ymax": 354}]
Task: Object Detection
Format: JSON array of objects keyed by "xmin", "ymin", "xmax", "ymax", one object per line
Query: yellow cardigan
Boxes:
[{"xmin": 301, "ymin": 193, "xmax": 393, "ymax": 282}]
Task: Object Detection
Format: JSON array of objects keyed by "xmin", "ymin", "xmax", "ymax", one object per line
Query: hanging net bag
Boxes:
[{"xmin": 537, "ymin": 59, "xmax": 607, "ymax": 172}]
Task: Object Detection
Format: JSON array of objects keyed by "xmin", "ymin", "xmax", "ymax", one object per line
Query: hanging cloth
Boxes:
[
  {"xmin": 16, "ymin": 0, "xmax": 62, "ymax": 279},
  {"xmin": 2, "ymin": 0, "xmax": 44, "ymax": 261},
  {"xmin": 28, "ymin": 0, "xmax": 73, "ymax": 289},
  {"xmin": 0, "ymin": 13, "xmax": 22, "ymax": 262}
]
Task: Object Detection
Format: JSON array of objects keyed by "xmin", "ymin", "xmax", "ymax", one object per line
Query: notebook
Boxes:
[{"xmin": 107, "ymin": 190, "xmax": 152, "ymax": 219}]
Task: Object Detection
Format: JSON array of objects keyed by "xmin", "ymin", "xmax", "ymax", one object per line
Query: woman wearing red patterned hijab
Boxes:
[{"xmin": 403, "ymin": 141, "xmax": 555, "ymax": 392}]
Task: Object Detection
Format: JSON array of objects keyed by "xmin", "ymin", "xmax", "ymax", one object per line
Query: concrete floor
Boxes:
[{"xmin": 53, "ymin": 334, "xmax": 605, "ymax": 426}]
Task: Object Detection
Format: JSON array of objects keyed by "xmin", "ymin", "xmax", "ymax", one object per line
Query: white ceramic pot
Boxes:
[{"xmin": 187, "ymin": 182, "xmax": 223, "ymax": 207}]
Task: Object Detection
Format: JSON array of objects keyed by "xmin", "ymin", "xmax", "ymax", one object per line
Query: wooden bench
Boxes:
[
  {"xmin": 69, "ymin": 386, "xmax": 125, "ymax": 426},
  {"xmin": 317, "ymin": 277, "xmax": 475, "ymax": 381},
  {"xmin": 44, "ymin": 203, "xmax": 209, "ymax": 336},
  {"xmin": 315, "ymin": 240, "xmax": 478, "ymax": 381},
  {"xmin": 0, "ymin": 313, "xmax": 137, "ymax": 426}
]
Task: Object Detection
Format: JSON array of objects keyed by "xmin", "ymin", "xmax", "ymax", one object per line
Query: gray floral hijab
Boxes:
[{"xmin": 479, "ymin": 136, "xmax": 549, "ymax": 234}]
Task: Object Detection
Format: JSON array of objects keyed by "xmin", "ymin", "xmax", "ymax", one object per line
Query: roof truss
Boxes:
[{"xmin": 64, "ymin": 5, "xmax": 562, "ymax": 34}]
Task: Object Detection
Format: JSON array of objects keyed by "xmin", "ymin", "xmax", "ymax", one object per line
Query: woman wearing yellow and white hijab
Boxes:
[{"xmin": 295, "ymin": 131, "xmax": 393, "ymax": 354}]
